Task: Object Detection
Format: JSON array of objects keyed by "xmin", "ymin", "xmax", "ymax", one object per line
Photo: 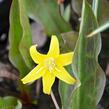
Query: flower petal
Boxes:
[
  {"xmin": 54, "ymin": 67, "xmax": 76, "ymax": 84},
  {"xmin": 21, "ymin": 65, "xmax": 45, "ymax": 84},
  {"xmin": 42, "ymin": 71, "xmax": 55, "ymax": 94},
  {"xmin": 30, "ymin": 45, "xmax": 47, "ymax": 64},
  {"xmin": 47, "ymin": 35, "xmax": 60, "ymax": 57},
  {"xmin": 56, "ymin": 52, "xmax": 74, "ymax": 66}
]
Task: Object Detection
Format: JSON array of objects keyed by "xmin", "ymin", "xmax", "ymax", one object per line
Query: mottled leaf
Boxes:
[
  {"xmin": 71, "ymin": 1, "xmax": 105, "ymax": 108},
  {"xmin": 59, "ymin": 1, "xmax": 106, "ymax": 109}
]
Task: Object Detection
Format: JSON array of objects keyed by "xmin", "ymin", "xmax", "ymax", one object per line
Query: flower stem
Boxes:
[{"xmin": 51, "ymin": 90, "xmax": 60, "ymax": 109}]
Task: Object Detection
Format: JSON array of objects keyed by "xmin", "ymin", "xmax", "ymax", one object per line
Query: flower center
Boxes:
[{"xmin": 44, "ymin": 58, "xmax": 56, "ymax": 72}]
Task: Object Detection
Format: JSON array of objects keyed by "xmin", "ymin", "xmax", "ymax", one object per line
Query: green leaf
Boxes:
[
  {"xmin": 59, "ymin": 66, "xmax": 81, "ymax": 109},
  {"xmin": 88, "ymin": 22, "xmax": 109, "ymax": 37},
  {"xmin": 72, "ymin": 0, "xmax": 109, "ymax": 25},
  {"xmin": 71, "ymin": 0, "xmax": 83, "ymax": 16},
  {"xmin": 9, "ymin": 0, "xmax": 30, "ymax": 77},
  {"xmin": 93, "ymin": 0, "xmax": 109, "ymax": 25},
  {"xmin": 71, "ymin": 0, "xmax": 91, "ymax": 16},
  {"xmin": 72, "ymin": 0, "xmax": 105, "ymax": 108},
  {"xmin": 60, "ymin": 5, "xmax": 71, "ymax": 22},
  {"xmin": 24, "ymin": 0, "xmax": 72, "ymax": 36},
  {"xmin": 9, "ymin": 0, "xmax": 34, "ymax": 77},
  {"xmin": 96, "ymin": 64, "xmax": 106, "ymax": 104},
  {"xmin": 92, "ymin": 0, "xmax": 99, "ymax": 17},
  {"xmin": 18, "ymin": 0, "xmax": 34, "ymax": 69},
  {"xmin": 59, "ymin": 32, "xmax": 79, "ymax": 109},
  {"xmin": 0, "ymin": 96, "xmax": 22, "ymax": 109},
  {"xmin": 60, "ymin": 31, "xmax": 78, "ymax": 52},
  {"xmin": 59, "ymin": 1, "xmax": 106, "ymax": 109}
]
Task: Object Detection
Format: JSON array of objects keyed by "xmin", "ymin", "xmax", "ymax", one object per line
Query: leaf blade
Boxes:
[
  {"xmin": 9, "ymin": 0, "xmax": 29, "ymax": 77},
  {"xmin": 59, "ymin": 1, "xmax": 106, "ymax": 109},
  {"xmin": 18, "ymin": 0, "xmax": 34, "ymax": 69}
]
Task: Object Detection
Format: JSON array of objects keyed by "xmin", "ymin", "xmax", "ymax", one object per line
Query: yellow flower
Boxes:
[{"xmin": 21, "ymin": 35, "xmax": 76, "ymax": 94}]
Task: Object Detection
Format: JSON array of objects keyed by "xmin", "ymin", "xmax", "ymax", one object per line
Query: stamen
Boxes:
[{"xmin": 44, "ymin": 58, "xmax": 56, "ymax": 72}]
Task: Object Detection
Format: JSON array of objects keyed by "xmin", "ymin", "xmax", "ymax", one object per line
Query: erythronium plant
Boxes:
[{"xmin": 21, "ymin": 35, "xmax": 76, "ymax": 94}]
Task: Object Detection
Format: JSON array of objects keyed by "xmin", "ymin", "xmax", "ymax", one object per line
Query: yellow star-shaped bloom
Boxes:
[{"xmin": 21, "ymin": 35, "xmax": 76, "ymax": 94}]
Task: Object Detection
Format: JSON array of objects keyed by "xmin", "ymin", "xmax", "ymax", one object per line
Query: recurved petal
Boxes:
[
  {"xmin": 56, "ymin": 52, "xmax": 74, "ymax": 66},
  {"xmin": 42, "ymin": 71, "xmax": 55, "ymax": 94},
  {"xmin": 47, "ymin": 35, "xmax": 60, "ymax": 57},
  {"xmin": 30, "ymin": 45, "xmax": 47, "ymax": 64},
  {"xmin": 21, "ymin": 65, "xmax": 45, "ymax": 84},
  {"xmin": 54, "ymin": 67, "xmax": 76, "ymax": 84}
]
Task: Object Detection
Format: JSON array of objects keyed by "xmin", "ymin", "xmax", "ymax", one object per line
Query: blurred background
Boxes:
[{"xmin": 0, "ymin": 0, "xmax": 109, "ymax": 109}]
